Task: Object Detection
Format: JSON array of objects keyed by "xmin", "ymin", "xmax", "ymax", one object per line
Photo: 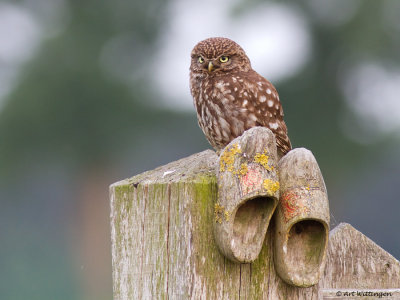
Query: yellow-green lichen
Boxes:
[
  {"xmin": 263, "ymin": 179, "xmax": 280, "ymax": 195},
  {"xmin": 214, "ymin": 203, "xmax": 231, "ymax": 223},
  {"xmin": 195, "ymin": 174, "xmax": 218, "ymax": 217},
  {"xmin": 239, "ymin": 163, "xmax": 248, "ymax": 176},
  {"xmin": 214, "ymin": 203, "xmax": 224, "ymax": 224},
  {"xmin": 224, "ymin": 210, "xmax": 231, "ymax": 222},
  {"xmin": 254, "ymin": 149, "xmax": 273, "ymax": 171},
  {"xmin": 219, "ymin": 143, "xmax": 242, "ymax": 173},
  {"xmin": 232, "ymin": 162, "xmax": 249, "ymax": 176}
]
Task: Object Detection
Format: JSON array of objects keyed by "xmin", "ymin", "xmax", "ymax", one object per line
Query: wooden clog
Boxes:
[
  {"xmin": 274, "ymin": 148, "xmax": 330, "ymax": 287},
  {"xmin": 215, "ymin": 127, "xmax": 279, "ymax": 263}
]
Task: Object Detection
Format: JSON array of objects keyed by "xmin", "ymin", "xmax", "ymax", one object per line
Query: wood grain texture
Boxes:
[
  {"xmin": 275, "ymin": 148, "xmax": 330, "ymax": 287},
  {"xmin": 215, "ymin": 127, "xmax": 279, "ymax": 263},
  {"xmin": 320, "ymin": 223, "xmax": 400, "ymax": 289},
  {"xmin": 110, "ymin": 150, "xmax": 400, "ymax": 299}
]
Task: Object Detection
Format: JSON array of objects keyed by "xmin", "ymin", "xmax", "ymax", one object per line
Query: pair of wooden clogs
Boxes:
[{"xmin": 214, "ymin": 127, "xmax": 330, "ymax": 287}]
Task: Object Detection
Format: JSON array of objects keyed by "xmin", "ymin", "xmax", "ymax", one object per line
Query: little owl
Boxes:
[{"xmin": 189, "ymin": 37, "xmax": 291, "ymax": 158}]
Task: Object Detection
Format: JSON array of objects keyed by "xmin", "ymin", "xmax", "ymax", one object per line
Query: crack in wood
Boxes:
[
  {"xmin": 139, "ymin": 185, "xmax": 148, "ymax": 300},
  {"xmin": 110, "ymin": 150, "xmax": 400, "ymax": 299},
  {"xmin": 239, "ymin": 264, "xmax": 242, "ymax": 299},
  {"xmin": 166, "ymin": 184, "xmax": 171, "ymax": 299}
]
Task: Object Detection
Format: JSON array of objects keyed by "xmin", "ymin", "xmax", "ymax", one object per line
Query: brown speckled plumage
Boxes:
[{"xmin": 189, "ymin": 37, "xmax": 291, "ymax": 157}]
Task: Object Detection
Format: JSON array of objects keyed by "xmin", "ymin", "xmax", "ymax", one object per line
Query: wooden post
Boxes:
[{"xmin": 110, "ymin": 150, "xmax": 400, "ymax": 299}]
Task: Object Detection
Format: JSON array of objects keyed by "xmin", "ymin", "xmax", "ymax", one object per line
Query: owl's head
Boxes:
[{"xmin": 190, "ymin": 37, "xmax": 251, "ymax": 76}]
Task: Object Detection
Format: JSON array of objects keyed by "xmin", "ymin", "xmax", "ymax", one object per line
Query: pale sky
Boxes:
[
  {"xmin": 339, "ymin": 63, "xmax": 400, "ymax": 143},
  {"xmin": 151, "ymin": 0, "xmax": 312, "ymax": 111},
  {"xmin": 0, "ymin": 3, "xmax": 40, "ymax": 106}
]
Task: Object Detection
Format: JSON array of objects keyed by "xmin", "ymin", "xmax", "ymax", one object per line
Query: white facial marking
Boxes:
[
  {"xmin": 259, "ymin": 95, "xmax": 266, "ymax": 103},
  {"xmin": 267, "ymin": 100, "xmax": 274, "ymax": 107},
  {"xmin": 266, "ymin": 88, "xmax": 272, "ymax": 94}
]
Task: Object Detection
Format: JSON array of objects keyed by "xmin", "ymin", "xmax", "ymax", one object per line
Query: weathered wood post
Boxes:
[{"xmin": 110, "ymin": 147, "xmax": 400, "ymax": 299}]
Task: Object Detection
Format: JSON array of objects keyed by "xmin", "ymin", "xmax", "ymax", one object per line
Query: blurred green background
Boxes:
[{"xmin": 1, "ymin": 0, "xmax": 399, "ymax": 299}]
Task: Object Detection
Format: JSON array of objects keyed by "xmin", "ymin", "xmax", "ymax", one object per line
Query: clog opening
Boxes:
[
  {"xmin": 286, "ymin": 220, "xmax": 327, "ymax": 275},
  {"xmin": 233, "ymin": 197, "xmax": 276, "ymax": 253}
]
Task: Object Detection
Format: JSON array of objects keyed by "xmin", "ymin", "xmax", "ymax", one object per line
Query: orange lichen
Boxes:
[
  {"xmin": 239, "ymin": 164, "xmax": 264, "ymax": 196},
  {"xmin": 280, "ymin": 190, "xmax": 311, "ymax": 222}
]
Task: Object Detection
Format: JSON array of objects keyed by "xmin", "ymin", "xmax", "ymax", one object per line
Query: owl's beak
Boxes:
[{"xmin": 208, "ymin": 61, "xmax": 214, "ymax": 72}]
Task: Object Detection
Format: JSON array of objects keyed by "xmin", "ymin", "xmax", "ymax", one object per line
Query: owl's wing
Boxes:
[{"xmin": 231, "ymin": 70, "xmax": 292, "ymax": 156}]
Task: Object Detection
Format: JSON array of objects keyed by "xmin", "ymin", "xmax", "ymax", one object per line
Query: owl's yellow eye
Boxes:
[
  {"xmin": 198, "ymin": 56, "xmax": 204, "ymax": 63},
  {"xmin": 219, "ymin": 56, "xmax": 229, "ymax": 63}
]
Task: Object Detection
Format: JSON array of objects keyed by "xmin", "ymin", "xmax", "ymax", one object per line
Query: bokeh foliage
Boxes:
[{"xmin": 0, "ymin": 0, "xmax": 399, "ymax": 299}]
